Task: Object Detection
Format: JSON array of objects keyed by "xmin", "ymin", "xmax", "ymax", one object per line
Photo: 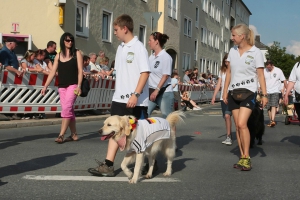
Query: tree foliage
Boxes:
[{"xmin": 265, "ymin": 41, "xmax": 300, "ymax": 78}]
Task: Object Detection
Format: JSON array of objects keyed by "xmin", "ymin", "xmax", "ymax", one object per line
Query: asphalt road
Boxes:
[{"xmin": 1, "ymin": 103, "xmax": 300, "ymax": 200}]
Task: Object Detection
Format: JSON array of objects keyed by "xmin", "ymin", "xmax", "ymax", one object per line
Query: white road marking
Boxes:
[
  {"xmin": 209, "ymin": 115, "xmax": 222, "ymax": 116},
  {"xmin": 22, "ymin": 175, "xmax": 180, "ymax": 182}
]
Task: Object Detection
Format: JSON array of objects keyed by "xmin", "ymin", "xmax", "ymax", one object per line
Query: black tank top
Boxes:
[{"xmin": 57, "ymin": 53, "xmax": 78, "ymax": 88}]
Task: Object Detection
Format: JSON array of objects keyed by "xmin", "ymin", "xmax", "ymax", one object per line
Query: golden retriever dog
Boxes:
[{"xmin": 99, "ymin": 111, "xmax": 185, "ymax": 184}]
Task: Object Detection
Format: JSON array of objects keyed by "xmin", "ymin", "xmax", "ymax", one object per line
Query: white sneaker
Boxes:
[
  {"xmin": 222, "ymin": 136, "xmax": 232, "ymax": 145},
  {"xmin": 193, "ymin": 107, "xmax": 202, "ymax": 110}
]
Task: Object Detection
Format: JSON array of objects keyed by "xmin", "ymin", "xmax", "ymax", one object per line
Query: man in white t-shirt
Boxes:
[
  {"xmin": 88, "ymin": 14, "xmax": 150, "ymax": 178},
  {"xmin": 263, "ymin": 60, "xmax": 287, "ymax": 127}
]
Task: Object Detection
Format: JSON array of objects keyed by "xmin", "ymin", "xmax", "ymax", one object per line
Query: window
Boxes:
[
  {"xmin": 182, "ymin": 53, "xmax": 191, "ymax": 71},
  {"xmin": 221, "ymin": 26, "xmax": 224, "ymax": 42},
  {"xmin": 225, "ymin": 17, "xmax": 230, "ymax": 29},
  {"xmin": 194, "ymin": 39, "xmax": 198, "ymax": 61},
  {"xmin": 224, "ymin": 40, "xmax": 229, "ymax": 52},
  {"xmin": 184, "ymin": 16, "xmax": 192, "ymax": 37},
  {"xmin": 102, "ymin": 11, "xmax": 112, "ymax": 42},
  {"xmin": 222, "ymin": 0, "xmax": 224, "ymax": 16},
  {"xmin": 195, "ymin": 6, "xmax": 199, "ymax": 28},
  {"xmin": 215, "ymin": 35, "xmax": 219, "ymax": 49},
  {"xmin": 202, "ymin": 0, "xmax": 208, "ymax": 13},
  {"xmin": 201, "ymin": 27, "xmax": 207, "ymax": 44},
  {"xmin": 226, "ymin": 0, "xmax": 230, "ymax": 5},
  {"xmin": 168, "ymin": 0, "xmax": 178, "ymax": 20},
  {"xmin": 76, "ymin": 1, "xmax": 89, "ymax": 37},
  {"xmin": 200, "ymin": 58, "xmax": 205, "ymax": 72},
  {"xmin": 139, "ymin": 25, "xmax": 146, "ymax": 45}
]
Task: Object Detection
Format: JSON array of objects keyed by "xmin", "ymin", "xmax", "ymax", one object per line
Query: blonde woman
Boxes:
[
  {"xmin": 20, "ymin": 50, "xmax": 44, "ymax": 73},
  {"xmin": 222, "ymin": 24, "xmax": 268, "ymax": 171}
]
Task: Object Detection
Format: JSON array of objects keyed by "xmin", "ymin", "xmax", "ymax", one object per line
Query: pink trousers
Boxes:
[{"xmin": 58, "ymin": 84, "xmax": 78, "ymax": 120}]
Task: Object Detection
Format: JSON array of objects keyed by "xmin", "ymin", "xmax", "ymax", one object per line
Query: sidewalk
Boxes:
[{"xmin": 0, "ymin": 103, "xmax": 216, "ymax": 129}]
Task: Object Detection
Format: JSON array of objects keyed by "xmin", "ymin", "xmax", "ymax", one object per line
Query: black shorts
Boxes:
[
  {"xmin": 228, "ymin": 91, "xmax": 257, "ymax": 111},
  {"xmin": 110, "ymin": 101, "xmax": 148, "ymax": 119},
  {"xmin": 279, "ymin": 93, "xmax": 283, "ymax": 99}
]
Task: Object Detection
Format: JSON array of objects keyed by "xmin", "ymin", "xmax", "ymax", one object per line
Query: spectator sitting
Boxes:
[
  {"xmin": 99, "ymin": 56, "xmax": 114, "ymax": 77},
  {"xmin": 181, "ymin": 91, "xmax": 201, "ymax": 110},
  {"xmin": 88, "ymin": 52, "xmax": 106, "ymax": 80},
  {"xmin": 20, "ymin": 50, "xmax": 44, "ymax": 73},
  {"xmin": 34, "ymin": 49, "xmax": 51, "ymax": 75}
]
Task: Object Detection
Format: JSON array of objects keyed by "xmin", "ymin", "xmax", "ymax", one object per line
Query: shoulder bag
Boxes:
[{"xmin": 231, "ymin": 88, "xmax": 254, "ymax": 101}]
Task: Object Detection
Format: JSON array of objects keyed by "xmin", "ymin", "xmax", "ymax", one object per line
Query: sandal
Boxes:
[
  {"xmin": 64, "ymin": 133, "xmax": 79, "ymax": 142},
  {"xmin": 55, "ymin": 135, "xmax": 64, "ymax": 144}
]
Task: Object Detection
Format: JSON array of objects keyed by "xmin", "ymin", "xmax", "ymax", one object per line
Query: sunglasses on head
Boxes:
[
  {"xmin": 64, "ymin": 39, "xmax": 73, "ymax": 43},
  {"xmin": 151, "ymin": 32, "xmax": 158, "ymax": 39}
]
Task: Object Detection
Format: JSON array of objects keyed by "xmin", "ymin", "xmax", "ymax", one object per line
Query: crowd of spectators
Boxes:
[{"xmin": 181, "ymin": 68, "xmax": 218, "ymax": 90}]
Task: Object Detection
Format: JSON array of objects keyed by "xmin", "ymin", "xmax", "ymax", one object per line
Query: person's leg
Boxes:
[
  {"xmin": 174, "ymin": 91, "xmax": 182, "ymax": 110},
  {"xmin": 225, "ymin": 114, "xmax": 231, "ymax": 137},
  {"xmin": 294, "ymin": 103, "xmax": 300, "ymax": 121},
  {"xmin": 232, "ymin": 109, "xmax": 243, "ymax": 155},
  {"xmin": 159, "ymin": 92, "xmax": 174, "ymax": 118},
  {"xmin": 147, "ymin": 98, "xmax": 159, "ymax": 116}
]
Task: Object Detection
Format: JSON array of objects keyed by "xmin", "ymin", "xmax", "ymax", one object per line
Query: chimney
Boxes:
[{"xmin": 255, "ymin": 35, "xmax": 261, "ymax": 42}]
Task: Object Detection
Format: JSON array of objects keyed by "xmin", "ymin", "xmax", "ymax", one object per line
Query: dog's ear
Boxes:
[{"xmin": 120, "ymin": 116, "xmax": 131, "ymax": 136}]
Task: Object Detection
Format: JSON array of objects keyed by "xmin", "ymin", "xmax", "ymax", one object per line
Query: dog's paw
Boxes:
[
  {"xmin": 128, "ymin": 178, "xmax": 138, "ymax": 184},
  {"xmin": 144, "ymin": 174, "xmax": 152, "ymax": 179},
  {"xmin": 163, "ymin": 172, "xmax": 171, "ymax": 176}
]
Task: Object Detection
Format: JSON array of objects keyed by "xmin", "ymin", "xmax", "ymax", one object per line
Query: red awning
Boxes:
[{"xmin": 2, "ymin": 34, "xmax": 30, "ymax": 42}]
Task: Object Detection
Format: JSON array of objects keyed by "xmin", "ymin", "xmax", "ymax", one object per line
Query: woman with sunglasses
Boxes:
[{"xmin": 41, "ymin": 32, "xmax": 83, "ymax": 144}]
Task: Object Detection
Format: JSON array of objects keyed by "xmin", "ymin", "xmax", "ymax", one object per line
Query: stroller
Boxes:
[{"xmin": 283, "ymin": 95, "xmax": 300, "ymax": 125}]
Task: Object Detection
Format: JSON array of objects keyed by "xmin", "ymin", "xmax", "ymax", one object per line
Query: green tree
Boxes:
[{"xmin": 265, "ymin": 41, "xmax": 296, "ymax": 77}]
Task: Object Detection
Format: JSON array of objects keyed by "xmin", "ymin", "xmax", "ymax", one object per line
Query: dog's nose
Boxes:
[{"xmin": 99, "ymin": 129, "xmax": 103, "ymax": 135}]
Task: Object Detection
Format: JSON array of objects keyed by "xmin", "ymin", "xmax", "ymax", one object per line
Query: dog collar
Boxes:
[{"xmin": 129, "ymin": 118, "xmax": 138, "ymax": 132}]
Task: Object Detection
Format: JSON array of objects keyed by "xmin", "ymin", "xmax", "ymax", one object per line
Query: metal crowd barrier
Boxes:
[
  {"xmin": 178, "ymin": 83, "xmax": 220, "ymax": 103},
  {"xmin": 0, "ymin": 69, "xmax": 115, "ymax": 113}
]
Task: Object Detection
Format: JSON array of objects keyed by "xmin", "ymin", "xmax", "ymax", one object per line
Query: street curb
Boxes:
[{"xmin": 0, "ymin": 103, "xmax": 219, "ymax": 129}]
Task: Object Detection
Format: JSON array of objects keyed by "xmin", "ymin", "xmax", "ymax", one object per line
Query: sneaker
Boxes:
[
  {"xmin": 193, "ymin": 107, "xmax": 202, "ymax": 110},
  {"xmin": 141, "ymin": 160, "xmax": 159, "ymax": 175},
  {"xmin": 233, "ymin": 156, "xmax": 245, "ymax": 169},
  {"xmin": 222, "ymin": 136, "xmax": 232, "ymax": 145},
  {"xmin": 88, "ymin": 160, "xmax": 114, "ymax": 177},
  {"xmin": 240, "ymin": 157, "xmax": 252, "ymax": 171}
]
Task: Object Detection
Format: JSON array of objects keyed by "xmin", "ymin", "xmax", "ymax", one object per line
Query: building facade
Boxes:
[{"xmin": 0, "ymin": 0, "xmax": 252, "ymax": 77}]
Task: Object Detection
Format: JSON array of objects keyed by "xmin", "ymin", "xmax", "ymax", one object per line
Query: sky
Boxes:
[{"xmin": 243, "ymin": 0, "xmax": 300, "ymax": 56}]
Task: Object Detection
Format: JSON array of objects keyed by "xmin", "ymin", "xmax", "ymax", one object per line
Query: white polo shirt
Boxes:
[
  {"xmin": 264, "ymin": 66, "xmax": 286, "ymax": 93},
  {"xmin": 112, "ymin": 36, "xmax": 150, "ymax": 106},
  {"xmin": 227, "ymin": 45, "xmax": 264, "ymax": 93},
  {"xmin": 218, "ymin": 70, "xmax": 226, "ymax": 100},
  {"xmin": 148, "ymin": 49, "xmax": 173, "ymax": 93},
  {"xmin": 89, "ymin": 62, "xmax": 102, "ymax": 72},
  {"xmin": 288, "ymin": 62, "xmax": 300, "ymax": 93}
]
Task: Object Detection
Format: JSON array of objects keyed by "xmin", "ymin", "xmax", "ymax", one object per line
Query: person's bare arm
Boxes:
[{"xmin": 127, "ymin": 72, "xmax": 150, "ymax": 108}]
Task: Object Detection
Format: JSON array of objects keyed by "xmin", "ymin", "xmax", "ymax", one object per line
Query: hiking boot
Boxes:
[
  {"xmin": 88, "ymin": 160, "xmax": 114, "ymax": 177},
  {"xmin": 222, "ymin": 136, "xmax": 232, "ymax": 145},
  {"xmin": 141, "ymin": 160, "xmax": 158, "ymax": 175},
  {"xmin": 240, "ymin": 157, "xmax": 252, "ymax": 171}
]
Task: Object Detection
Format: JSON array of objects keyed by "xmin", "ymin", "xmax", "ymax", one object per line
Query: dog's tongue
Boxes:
[
  {"xmin": 117, "ymin": 135, "xmax": 126, "ymax": 151},
  {"xmin": 101, "ymin": 135, "xmax": 109, "ymax": 141}
]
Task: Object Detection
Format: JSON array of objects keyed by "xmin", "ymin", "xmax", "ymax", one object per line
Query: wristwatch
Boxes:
[{"xmin": 131, "ymin": 92, "xmax": 140, "ymax": 98}]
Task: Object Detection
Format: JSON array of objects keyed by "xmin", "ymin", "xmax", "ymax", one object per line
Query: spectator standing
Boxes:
[
  {"xmin": 211, "ymin": 53, "xmax": 232, "ymax": 145},
  {"xmin": 171, "ymin": 72, "xmax": 182, "ymax": 110},
  {"xmin": 88, "ymin": 14, "xmax": 150, "ymax": 177},
  {"xmin": 34, "ymin": 49, "xmax": 51, "ymax": 75},
  {"xmin": 100, "ymin": 56, "xmax": 114, "ymax": 77},
  {"xmin": 44, "ymin": 41, "xmax": 57, "ymax": 70},
  {"xmin": 0, "ymin": 37, "xmax": 24, "ymax": 120},
  {"xmin": 222, "ymin": 24, "xmax": 268, "ymax": 171},
  {"xmin": 147, "ymin": 32, "xmax": 174, "ymax": 118},
  {"xmin": 96, "ymin": 50, "xmax": 105, "ymax": 65},
  {"xmin": 41, "ymin": 32, "xmax": 83, "ymax": 144},
  {"xmin": 20, "ymin": 50, "xmax": 44, "ymax": 73},
  {"xmin": 82, "ymin": 55, "xmax": 91, "ymax": 74},
  {"xmin": 89, "ymin": 52, "xmax": 106, "ymax": 79},
  {"xmin": 284, "ymin": 62, "xmax": 300, "ymax": 121},
  {"xmin": 263, "ymin": 60, "xmax": 287, "ymax": 127},
  {"xmin": 183, "ymin": 69, "xmax": 191, "ymax": 84}
]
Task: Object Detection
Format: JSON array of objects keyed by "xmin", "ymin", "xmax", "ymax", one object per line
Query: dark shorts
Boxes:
[
  {"xmin": 279, "ymin": 93, "xmax": 283, "ymax": 99},
  {"xmin": 111, "ymin": 101, "xmax": 148, "ymax": 119},
  {"xmin": 228, "ymin": 91, "xmax": 257, "ymax": 111},
  {"xmin": 221, "ymin": 100, "xmax": 232, "ymax": 117}
]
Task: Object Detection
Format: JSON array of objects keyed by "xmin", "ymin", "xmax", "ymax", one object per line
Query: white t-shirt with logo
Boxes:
[
  {"xmin": 288, "ymin": 62, "xmax": 300, "ymax": 94},
  {"xmin": 227, "ymin": 45, "xmax": 264, "ymax": 93},
  {"xmin": 112, "ymin": 36, "xmax": 150, "ymax": 106},
  {"xmin": 264, "ymin": 66, "xmax": 286, "ymax": 93},
  {"xmin": 218, "ymin": 70, "xmax": 226, "ymax": 100},
  {"xmin": 148, "ymin": 49, "xmax": 172, "ymax": 93}
]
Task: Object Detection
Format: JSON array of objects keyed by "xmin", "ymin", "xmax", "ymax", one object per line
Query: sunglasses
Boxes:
[{"xmin": 64, "ymin": 39, "xmax": 73, "ymax": 43}]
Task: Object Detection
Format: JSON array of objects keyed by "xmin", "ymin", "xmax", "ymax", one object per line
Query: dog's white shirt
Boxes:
[{"xmin": 130, "ymin": 117, "xmax": 170, "ymax": 153}]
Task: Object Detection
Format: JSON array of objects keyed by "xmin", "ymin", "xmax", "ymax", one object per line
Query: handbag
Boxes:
[
  {"xmin": 80, "ymin": 77, "xmax": 90, "ymax": 97},
  {"xmin": 295, "ymin": 91, "xmax": 300, "ymax": 102},
  {"xmin": 231, "ymin": 88, "xmax": 254, "ymax": 101},
  {"xmin": 149, "ymin": 84, "xmax": 171, "ymax": 99}
]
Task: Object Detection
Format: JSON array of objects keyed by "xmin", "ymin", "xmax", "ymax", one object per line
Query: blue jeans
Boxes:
[{"xmin": 148, "ymin": 91, "xmax": 174, "ymax": 118}]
